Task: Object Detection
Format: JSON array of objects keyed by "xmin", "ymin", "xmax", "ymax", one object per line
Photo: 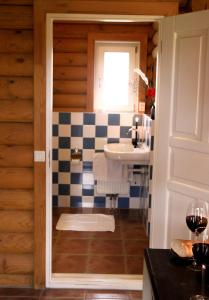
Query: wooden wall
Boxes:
[
  {"xmin": 53, "ymin": 22, "xmax": 152, "ymax": 112},
  {"xmin": 0, "ymin": 0, "xmax": 34, "ymax": 287}
]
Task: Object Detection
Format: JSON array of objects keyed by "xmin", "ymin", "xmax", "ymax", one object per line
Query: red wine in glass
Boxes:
[
  {"xmin": 192, "ymin": 243, "xmax": 209, "ymax": 267},
  {"xmin": 186, "ymin": 216, "xmax": 208, "ymax": 235}
]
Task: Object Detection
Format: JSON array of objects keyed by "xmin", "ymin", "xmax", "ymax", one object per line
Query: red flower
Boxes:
[{"xmin": 146, "ymin": 87, "xmax": 155, "ymax": 98}]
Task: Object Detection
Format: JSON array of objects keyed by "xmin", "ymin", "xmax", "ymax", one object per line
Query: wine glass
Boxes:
[
  {"xmin": 186, "ymin": 200, "xmax": 209, "ymax": 299},
  {"xmin": 186, "ymin": 199, "xmax": 208, "ymax": 241}
]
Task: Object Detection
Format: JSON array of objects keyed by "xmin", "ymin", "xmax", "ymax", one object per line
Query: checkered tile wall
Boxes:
[{"xmin": 52, "ymin": 112, "xmax": 152, "ymax": 210}]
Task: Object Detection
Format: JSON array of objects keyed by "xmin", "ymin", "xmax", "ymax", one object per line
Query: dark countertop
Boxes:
[{"xmin": 144, "ymin": 249, "xmax": 209, "ymax": 300}]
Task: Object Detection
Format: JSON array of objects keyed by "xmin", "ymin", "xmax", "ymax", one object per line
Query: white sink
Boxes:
[{"xmin": 104, "ymin": 143, "xmax": 150, "ymax": 164}]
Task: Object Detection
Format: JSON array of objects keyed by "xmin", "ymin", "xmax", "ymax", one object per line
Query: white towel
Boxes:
[{"xmin": 93, "ymin": 153, "xmax": 126, "ymax": 182}]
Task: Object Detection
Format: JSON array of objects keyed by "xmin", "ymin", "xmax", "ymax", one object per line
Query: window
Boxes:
[{"xmin": 94, "ymin": 41, "xmax": 140, "ymax": 112}]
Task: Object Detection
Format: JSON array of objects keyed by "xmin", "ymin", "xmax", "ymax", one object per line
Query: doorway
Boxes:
[{"xmin": 46, "ymin": 13, "xmax": 162, "ymax": 289}]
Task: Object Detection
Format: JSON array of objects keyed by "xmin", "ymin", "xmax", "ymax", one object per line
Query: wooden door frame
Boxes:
[{"xmin": 33, "ymin": 0, "xmax": 178, "ymax": 288}]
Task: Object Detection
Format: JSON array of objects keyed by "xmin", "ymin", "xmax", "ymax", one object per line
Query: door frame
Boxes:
[{"xmin": 45, "ymin": 13, "xmax": 163, "ymax": 289}]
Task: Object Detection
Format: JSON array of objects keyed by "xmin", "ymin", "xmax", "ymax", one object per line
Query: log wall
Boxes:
[
  {"xmin": 0, "ymin": 0, "xmax": 34, "ymax": 287},
  {"xmin": 53, "ymin": 23, "xmax": 152, "ymax": 112}
]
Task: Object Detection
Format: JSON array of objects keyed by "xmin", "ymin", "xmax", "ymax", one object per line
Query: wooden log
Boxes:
[
  {"xmin": 0, "ymin": 53, "xmax": 33, "ymax": 76},
  {"xmin": 152, "ymin": 22, "xmax": 159, "ymax": 31},
  {"xmin": 147, "ymin": 54, "xmax": 154, "ymax": 68},
  {"xmin": 0, "ymin": 100, "xmax": 33, "ymax": 122},
  {"xmin": 0, "ymin": 5, "xmax": 33, "ymax": 29},
  {"xmin": 147, "ymin": 67, "xmax": 153, "ymax": 81},
  {"xmin": 54, "ymin": 52, "xmax": 87, "ymax": 66},
  {"xmin": 0, "ymin": 254, "xmax": 33, "ymax": 274},
  {"xmin": 147, "ymin": 41, "xmax": 155, "ymax": 54},
  {"xmin": 0, "ymin": 123, "xmax": 33, "ymax": 145},
  {"xmin": 0, "ymin": 77, "xmax": 33, "ymax": 100},
  {"xmin": 0, "ymin": 274, "xmax": 32, "ymax": 287},
  {"xmin": 0, "ymin": 168, "xmax": 33, "ymax": 189},
  {"xmin": 0, "ymin": 145, "xmax": 33, "ymax": 167},
  {"xmin": 53, "ymin": 38, "xmax": 87, "ymax": 53},
  {"xmin": 53, "ymin": 107, "xmax": 87, "ymax": 112},
  {"xmin": 0, "ymin": 0, "xmax": 33, "ymax": 4},
  {"xmin": 53, "ymin": 94, "xmax": 86, "ymax": 108},
  {"xmin": 0, "ymin": 189, "xmax": 33, "ymax": 210},
  {"xmin": 0, "ymin": 29, "xmax": 33, "ymax": 53},
  {"xmin": 44, "ymin": 0, "xmax": 179, "ymax": 17},
  {"xmin": 0, "ymin": 233, "xmax": 33, "ymax": 253},
  {"xmin": 53, "ymin": 66, "xmax": 87, "ymax": 80},
  {"xmin": 53, "ymin": 22, "xmax": 151, "ymax": 38},
  {"xmin": 53, "ymin": 80, "xmax": 87, "ymax": 94},
  {"xmin": 191, "ymin": 0, "xmax": 208, "ymax": 10},
  {"xmin": 0, "ymin": 210, "xmax": 33, "ymax": 233}
]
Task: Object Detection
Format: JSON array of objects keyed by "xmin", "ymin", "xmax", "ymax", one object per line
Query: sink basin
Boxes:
[{"xmin": 104, "ymin": 143, "xmax": 150, "ymax": 164}]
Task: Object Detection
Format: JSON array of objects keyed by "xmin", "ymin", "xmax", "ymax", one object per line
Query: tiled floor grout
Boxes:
[{"xmin": 52, "ymin": 208, "xmax": 149, "ymax": 275}]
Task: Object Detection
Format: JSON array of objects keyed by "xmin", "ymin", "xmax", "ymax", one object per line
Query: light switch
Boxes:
[{"xmin": 34, "ymin": 151, "xmax": 46, "ymax": 162}]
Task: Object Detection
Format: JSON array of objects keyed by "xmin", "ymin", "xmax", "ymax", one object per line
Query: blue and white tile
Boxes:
[
  {"xmin": 118, "ymin": 197, "xmax": 129, "ymax": 209},
  {"xmin": 94, "ymin": 196, "xmax": 106, "ymax": 208},
  {"xmin": 71, "ymin": 125, "xmax": 83, "ymax": 137},
  {"xmin": 108, "ymin": 113, "xmax": 120, "ymax": 126},
  {"xmin": 95, "ymin": 138, "xmax": 107, "ymax": 151},
  {"xmin": 53, "ymin": 112, "xmax": 59, "ymax": 124},
  {"xmin": 58, "ymin": 149, "xmax": 71, "ymax": 161},
  {"xmin": 83, "ymin": 149, "xmax": 94, "ymax": 162},
  {"xmin": 59, "ymin": 137, "xmax": 70, "ymax": 149},
  {"xmin": 83, "ymin": 172, "xmax": 94, "ymax": 185},
  {"xmin": 96, "ymin": 125, "xmax": 107, "ymax": 137},
  {"xmin": 84, "ymin": 113, "xmax": 95, "ymax": 125},
  {"xmin": 71, "ymin": 112, "xmax": 83, "ymax": 125},
  {"xmin": 70, "ymin": 137, "xmax": 83, "ymax": 150},
  {"xmin": 70, "ymin": 184, "xmax": 82, "ymax": 196},
  {"xmin": 52, "ymin": 160, "xmax": 58, "ymax": 172},
  {"xmin": 52, "ymin": 136, "xmax": 58, "ymax": 148},
  {"xmin": 59, "ymin": 124, "xmax": 71, "ymax": 137},
  {"xmin": 71, "ymin": 172, "xmax": 82, "ymax": 184},
  {"xmin": 70, "ymin": 196, "xmax": 82, "ymax": 208},
  {"xmin": 58, "ymin": 196, "xmax": 70, "ymax": 207},
  {"xmin": 107, "ymin": 126, "xmax": 120, "ymax": 138},
  {"xmin": 59, "ymin": 112, "xmax": 71, "ymax": 124},
  {"xmin": 82, "ymin": 196, "xmax": 94, "ymax": 208},
  {"xmin": 83, "ymin": 138, "xmax": 95, "ymax": 149},
  {"xmin": 70, "ymin": 161, "xmax": 82, "ymax": 173},
  {"xmin": 52, "ymin": 183, "xmax": 58, "ymax": 196},
  {"xmin": 95, "ymin": 113, "xmax": 108, "ymax": 125},
  {"xmin": 53, "ymin": 124, "xmax": 58, "ymax": 136},
  {"xmin": 83, "ymin": 125, "xmax": 95, "ymax": 137},
  {"xmin": 129, "ymin": 197, "xmax": 140, "ymax": 209},
  {"xmin": 120, "ymin": 113, "xmax": 133, "ymax": 126},
  {"xmin": 58, "ymin": 173, "xmax": 70, "ymax": 184}
]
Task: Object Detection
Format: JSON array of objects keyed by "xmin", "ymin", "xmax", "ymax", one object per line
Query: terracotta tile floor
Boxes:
[
  {"xmin": 53, "ymin": 208, "xmax": 149, "ymax": 275},
  {"xmin": 0, "ymin": 288, "xmax": 142, "ymax": 299}
]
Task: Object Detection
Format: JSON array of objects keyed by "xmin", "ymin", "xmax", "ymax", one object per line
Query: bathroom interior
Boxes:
[{"xmin": 52, "ymin": 21, "xmax": 157, "ymax": 276}]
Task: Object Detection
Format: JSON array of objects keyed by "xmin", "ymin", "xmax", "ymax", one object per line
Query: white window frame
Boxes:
[{"xmin": 94, "ymin": 41, "xmax": 140, "ymax": 112}]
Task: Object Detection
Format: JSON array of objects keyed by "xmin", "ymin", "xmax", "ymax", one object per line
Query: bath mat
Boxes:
[{"xmin": 56, "ymin": 213, "xmax": 115, "ymax": 232}]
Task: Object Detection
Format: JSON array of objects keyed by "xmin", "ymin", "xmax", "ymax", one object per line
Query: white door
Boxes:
[{"xmin": 150, "ymin": 9, "xmax": 209, "ymax": 248}]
